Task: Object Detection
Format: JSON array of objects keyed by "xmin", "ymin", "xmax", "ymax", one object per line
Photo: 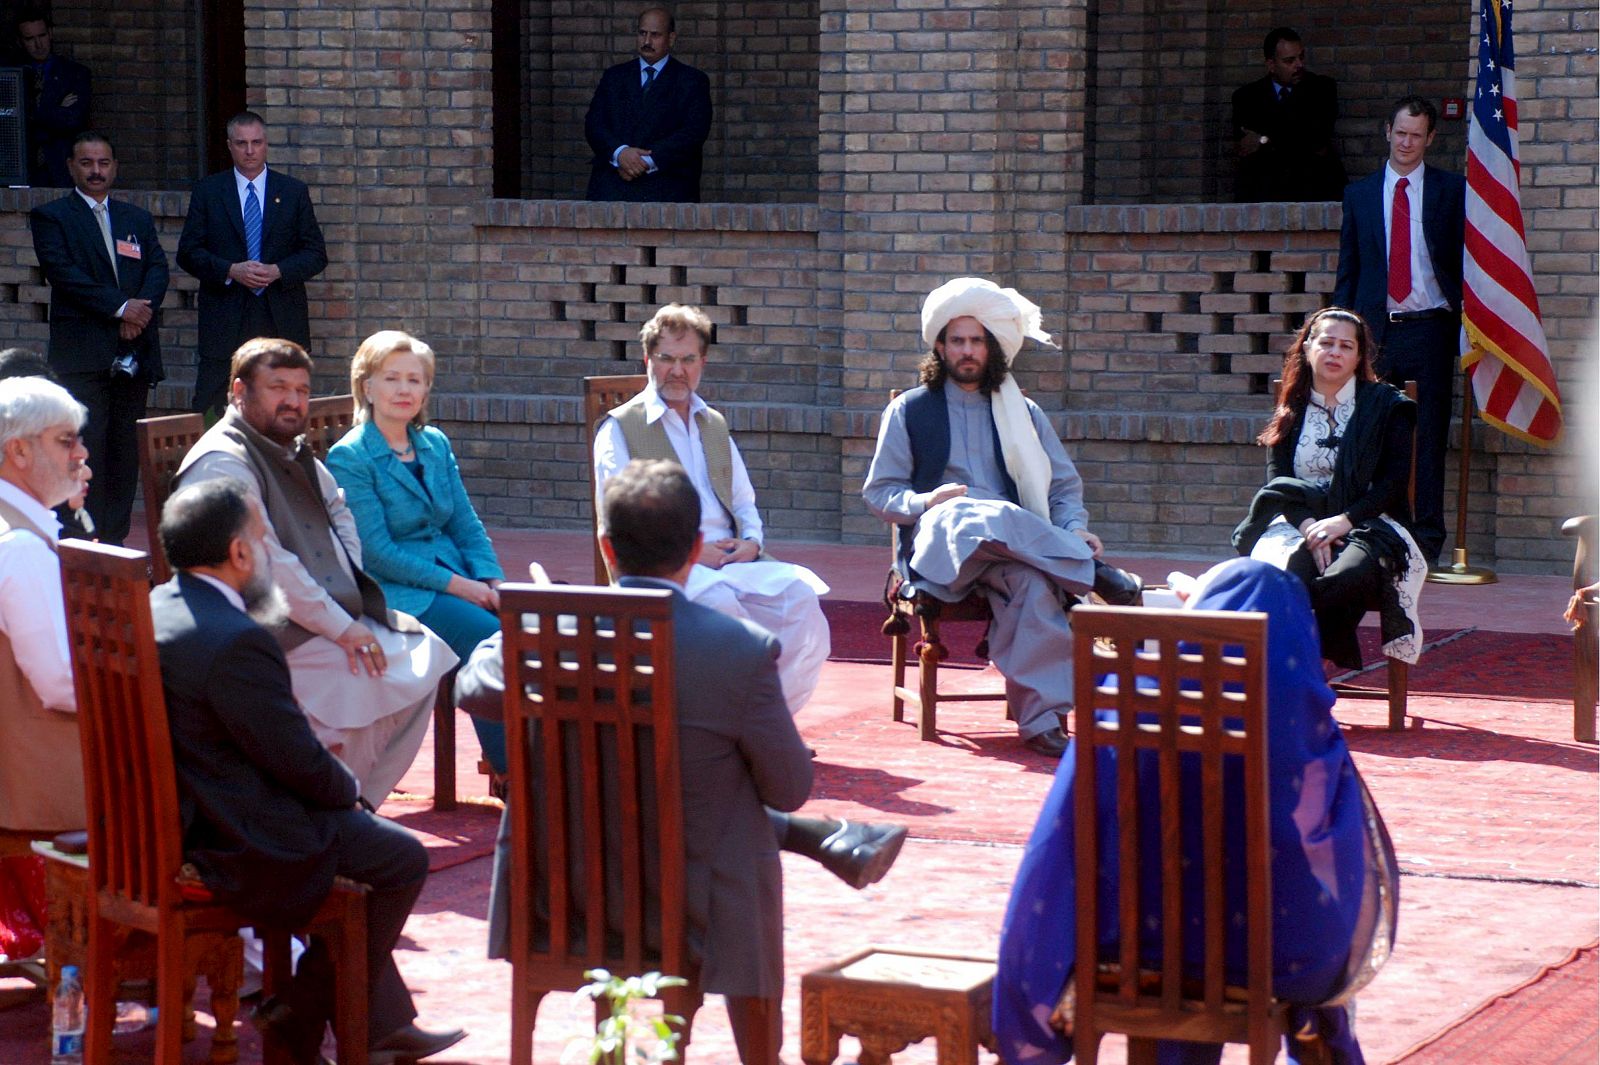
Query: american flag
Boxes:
[{"xmin": 1460, "ymin": 0, "xmax": 1563, "ymax": 445}]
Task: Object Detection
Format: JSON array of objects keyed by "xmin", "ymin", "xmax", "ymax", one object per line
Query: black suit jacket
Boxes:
[
  {"xmin": 150, "ymin": 573, "xmax": 360, "ymax": 927},
  {"xmin": 29, "ymin": 191, "xmax": 167, "ymax": 379},
  {"xmin": 1231, "ymin": 72, "xmax": 1346, "ymax": 202},
  {"xmin": 23, "ymin": 55, "xmax": 91, "ymax": 188},
  {"xmin": 1332, "ymin": 164, "xmax": 1466, "ymax": 348},
  {"xmin": 585, "ymin": 56, "xmax": 712, "ymax": 203},
  {"xmin": 177, "ymin": 168, "xmax": 328, "ymax": 366}
]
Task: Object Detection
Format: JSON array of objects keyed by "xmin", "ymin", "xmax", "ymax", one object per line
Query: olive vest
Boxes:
[
  {"xmin": 0, "ymin": 499, "xmax": 85, "ymax": 832},
  {"xmin": 608, "ymin": 392, "xmax": 754, "ymax": 541},
  {"xmin": 175, "ymin": 407, "xmax": 389, "ymax": 652}
]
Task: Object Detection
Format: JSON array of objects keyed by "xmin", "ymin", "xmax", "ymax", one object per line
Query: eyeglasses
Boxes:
[{"xmin": 648, "ymin": 352, "xmax": 701, "ymax": 369}]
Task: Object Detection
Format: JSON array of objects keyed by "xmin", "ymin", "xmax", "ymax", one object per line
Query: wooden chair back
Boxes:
[
  {"xmin": 136, "ymin": 413, "xmax": 207, "ymax": 583},
  {"xmin": 1563, "ymin": 515, "xmax": 1597, "ymax": 742},
  {"xmin": 499, "ymin": 583, "xmax": 700, "ymax": 1064},
  {"xmin": 583, "ymin": 375, "xmax": 648, "ymax": 583},
  {"xmin": 1069, "ymin": 605, "xmax": 1284, "ymax": 1064},
  {"xmin": 304, "ymin": 393, "xmax": 357, "ymax": 458},
  {"xmin": 61, "ymin": 541, "xmax": 186, "ymax": 921}
]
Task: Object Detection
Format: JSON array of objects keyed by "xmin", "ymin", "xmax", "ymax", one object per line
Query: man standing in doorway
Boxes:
[
  {"xmin": 584, "ymin": 6, "xmax": 712, "ymax": 202},
  {"xmin": 178, "ymin": 111, "xmax": 328, "ymax": 417},
  {"xmin": 1334, "ymin": 95, "xmax": 1465, "ymax": 567}
]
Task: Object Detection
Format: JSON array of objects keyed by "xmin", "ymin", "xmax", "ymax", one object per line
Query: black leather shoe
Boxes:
[
  {"xmin": 1023, "ymin": 726, "xmax": 1069, "ymax": 758},
  {"xmin": 816, "ymin": 820, "xmax": 908, "ymax": 890},
  {"xmin": 370, "ymin": 1023, "xmax": 468, "ymax": 1064},
  {"xmin": 1092, "ymin": 560, "xmax": 1144, "ymax": 606},
  {"xmin": 251, "ymin": 996, "xmax": 329, "ymax": 1065}
]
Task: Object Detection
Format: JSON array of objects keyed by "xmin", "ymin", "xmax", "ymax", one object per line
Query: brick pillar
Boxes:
[
  {"xmin": 244, "ymin": 0, "xmax": 494, "ymax": 389},
  {"xmin": 820, "ymin": 0, "xmax": 1086, "ymax": 543}
]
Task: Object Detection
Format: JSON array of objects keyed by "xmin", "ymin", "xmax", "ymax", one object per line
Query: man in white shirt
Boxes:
[
  {"xmin": 1333, "ymin": 95, "xmax": 1466, "ymax": 567},
  {"xmin": 0, "ymin": 377, "xmax": 89, "ymax": 833},
  {"xmin": 594, "ymin": 303, "xmax": 830, "ymax": 713},
  {"xmin": 178, "ymin": 111, "xmax": 328, "ymax": 416}
]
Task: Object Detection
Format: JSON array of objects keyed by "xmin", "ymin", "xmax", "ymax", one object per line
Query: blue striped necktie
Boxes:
[
  {"xmin": 642, "ymin": 65, "xmax": 657, "ymax": 96},
  {"xmin": 243, "ymin": 183, "xmax": 264, "ymax": 294}
]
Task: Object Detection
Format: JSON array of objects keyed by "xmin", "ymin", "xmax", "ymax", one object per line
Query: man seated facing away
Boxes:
[
  {"xmin": 594, "ymin": 302, "xmax": 830, "ymax": 714},
  {"xmin": 459, "ymin": 459, "xmax": 903, "ymax": 1063},
  {"xmin": 0, "ymin": 377, "xmax": 89, "ymax": 963},
  {"xmin": 862, "ymin": 277, "xmax": 1144, "ymax": 758},
  {"xmin": 173, "ymin": 338, "xmax": 455, "ymax": 805},
  {"xmin": 152, "ymin": 480, "xmax": 463, "ymax": 1065}
]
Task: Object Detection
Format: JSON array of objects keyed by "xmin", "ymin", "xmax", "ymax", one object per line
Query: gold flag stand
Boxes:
[{"xmin": 1428, "ymin": 379, "xmax": 1498, "ymax": 585}]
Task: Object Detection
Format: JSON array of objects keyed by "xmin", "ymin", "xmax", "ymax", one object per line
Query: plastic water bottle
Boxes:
[{"xmin": 51, "ymin": 964, "xmax": 85, "ymax": 1063}]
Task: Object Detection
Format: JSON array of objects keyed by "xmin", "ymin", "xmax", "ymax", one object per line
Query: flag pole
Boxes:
[{"xmin": 1428, "ymin": 376, "xmax": 1498, "ymax": 585}]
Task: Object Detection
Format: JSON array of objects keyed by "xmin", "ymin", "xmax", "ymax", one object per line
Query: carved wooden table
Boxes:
[
  {"xmin": 801, "ymin": 946, "xmax": 997, "ymax": 1065},
  {"xmin": 34, "ymin": 842, "xmax": 243, "ymax": 1064}
]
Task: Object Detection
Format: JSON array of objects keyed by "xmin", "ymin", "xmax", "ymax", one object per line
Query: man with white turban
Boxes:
[{"xmin": 862, "ymin": 278, "xmax": 1144, "ymax": 757}]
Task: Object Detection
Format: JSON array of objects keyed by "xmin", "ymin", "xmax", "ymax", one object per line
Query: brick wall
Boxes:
[
  {"xmin": 1089, "ymin": 0, "xmax": 1474, "ymax": 204},
  {"xmin": 0, "ymin": 0, "xmax": 1588, "ymax": 573},
  {"xmin": 520, "ymin": 0, "xmax": 818, "ymax": 203}
]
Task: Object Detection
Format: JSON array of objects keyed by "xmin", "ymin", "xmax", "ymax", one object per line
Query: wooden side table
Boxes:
[
  {"xmin": 34, "ymin": 842, "xmax": 243, "ymax": 1064},
  {"xmin": 801, "ymin": 946, "xmax": 997, "ymax": 1065}
]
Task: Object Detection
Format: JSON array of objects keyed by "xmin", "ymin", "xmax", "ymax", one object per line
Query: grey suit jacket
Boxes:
[{"xmin": 458, "ymin": 577, "xmax": 812, "ymax": 997}]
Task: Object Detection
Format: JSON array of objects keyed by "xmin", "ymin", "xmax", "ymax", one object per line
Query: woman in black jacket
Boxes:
[{"xmin": 1233, "ymin": 308, "xmax": 1427, "ymax": 669}]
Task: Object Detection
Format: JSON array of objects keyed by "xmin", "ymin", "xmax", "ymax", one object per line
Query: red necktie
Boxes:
[{"xmin": 1388, "ymin": 177, "xmax": 1412, "ymax": 304}]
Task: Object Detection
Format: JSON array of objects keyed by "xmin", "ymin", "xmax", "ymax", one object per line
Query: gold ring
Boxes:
[{"xmin": 365, "ymin": 643, "xmax": 380, "ymax": 653}]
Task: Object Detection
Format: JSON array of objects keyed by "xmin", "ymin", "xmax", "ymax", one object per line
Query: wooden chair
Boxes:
[
  {"xmin": 60, "ymin": 541, "xmax": 371, "ymax": 1065},
  {"xmin": 1069, "ymin": 604, "xmax": 1289, "ymax": 1065},
  {"xmin": 583, "ymin": 374, "xmax": 648, "ymax": 583},
  {"xmin": 1272, "ymin": 379, "xmax": 1417, "ymax": 731},
  {"xmin": 136, "ymin": 398, "xmax": 465, "ymax": 809},
  {"xmin": 500, "ymin": 584, "xmax": 740, "ymax": 1065},
  {"xmin": 877, "ymin": 393, "xmax": 1008, "ymax": 741},
  {"xmin": 1563, "ymin": 515, "xmax": 1597, "ymax": 744}
]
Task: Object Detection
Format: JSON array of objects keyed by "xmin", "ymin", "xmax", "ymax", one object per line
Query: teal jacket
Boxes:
[{"xmin": 326, "ymin": 421, "xmax": 502, "ymax": 618}]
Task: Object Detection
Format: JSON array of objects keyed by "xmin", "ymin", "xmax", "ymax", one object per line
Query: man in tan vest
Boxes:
[
  {"xmin": 594, "ymin": 302, "xmax": 830, "ymax": 713},
  {"xmin": 174, "ymin": 339, "xmax": 455, "ymax": 806},
  {"xmin": 0, "ymin": 376, "xmax": 90, "ymax": 960}
]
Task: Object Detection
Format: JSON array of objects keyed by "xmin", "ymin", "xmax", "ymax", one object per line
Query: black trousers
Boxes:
[
  {"xmin": 191, "ymin": 295, "xmax": 278, "ymax": 416},
  {"xmin": 1285, "ymin": 540, "xmax": 1385, "ymax": 670},
  {"xmin": 57, "ymin": 367, "xmax": 148, "ymax": 546},
  {"xmin": 287, "ymin": 809, "xmax": 429, "ymax": 1047},
  {"xmin": 1376, "ymin": 315, "xmax": 1457, "ymax": 565}
]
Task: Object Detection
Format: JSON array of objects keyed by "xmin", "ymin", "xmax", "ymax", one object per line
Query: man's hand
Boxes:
[
  {"xmin": 335, "ymin": 621, "xmax": 388, "ymax": 677},
  {"xmin": 118, "ymin": 319, "xmax": 143, "ymax": 342},
  {"xmin": 227, "ymin": 260, "xmax": 278, "ymax": 289},
  {"xmin": 121, "ymin": 298, "xmax": 153, "ymax": 329},
  {"xmin": 59, "ymin": 92, "xmax": 79, "ymax": 108},
  {"xmin": 927, "ymin": 483, "xmax": 968, "ymax": 508},
  {"xmin": 1238, "ymin": 128, "xmax": 1265, "ymax": 157},
  {"xmin": 707, "ymin": 538, "xmax": 760, "ymax": 566},
  {"xmin": 617, "ymin": 146, "xmax": 652, "ymax": 180},
  {"xmin": 446, "ymin": 574, "xmax": 500, "ymax": 612},
  {"xmin": 1073, "ymin": 528, "xmax": 1104, "ymax": 558}
]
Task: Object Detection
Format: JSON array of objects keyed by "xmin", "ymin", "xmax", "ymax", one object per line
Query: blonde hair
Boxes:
[
  {"xmin": 638, "ymin": 303, "xmax": 713, "ymax": 356},
  {"xmin": 350, "ymin": 330, "xmax": 436, "ymax": 426}
]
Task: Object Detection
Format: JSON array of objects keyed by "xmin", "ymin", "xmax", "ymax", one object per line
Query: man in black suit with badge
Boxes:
[
  {"xmin": 28, "ymin": 131, "xmax": 166, "ymax": 545},
  {"xmin": 584, "ymin": 5, "xmax": 712, "ymax": 203},
  {"xmin": 178, "ymin": 110, "xmax": 328, "ymax": 416},
  {"xmin": 151, "ymin": 479, "xmax": 464, "ymax": 1065}
]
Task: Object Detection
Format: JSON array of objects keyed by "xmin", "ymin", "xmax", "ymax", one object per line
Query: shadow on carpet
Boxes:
[{"xmin": 380, "ymin": 796, "xmax": 502, "ymax": 873}]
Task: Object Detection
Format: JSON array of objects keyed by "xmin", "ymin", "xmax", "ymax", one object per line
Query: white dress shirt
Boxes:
[
  {"xmin": 0, "ymin": 479, "xmax": 75, "ymax": 712},
  {"xmin": 593, "ymin": 383, "xmax": 764, "ymax": 545},
  {"xmin": 1382, "ymin": 161, "xmax": 1449, "ymax": 313}
]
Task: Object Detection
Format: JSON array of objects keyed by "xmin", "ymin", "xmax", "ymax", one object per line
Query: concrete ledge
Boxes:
[
  {"xmin": 478, "ymin": 198, "xmax": 819, "ymax": 233},
  {"xmin": 1065, "ymin": 200, "xmax": 1341, "ymax": 234}
]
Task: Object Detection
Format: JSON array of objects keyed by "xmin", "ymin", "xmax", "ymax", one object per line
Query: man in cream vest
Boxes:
[
  {"xmin": 0, "ymin": 377, "xmax": 90, "ymax": 960},
  {"xmin": 174, "ymin": 338, "xmax": 454, "ymax": 805},
  {"xmin": 594, "ymin": 303, "xmax": 830, "ymax": 713}
]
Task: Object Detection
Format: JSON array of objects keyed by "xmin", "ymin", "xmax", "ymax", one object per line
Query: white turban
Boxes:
[{"xmin": 920, "ymin": 277, "xmax": 1059, "ymax": 519}]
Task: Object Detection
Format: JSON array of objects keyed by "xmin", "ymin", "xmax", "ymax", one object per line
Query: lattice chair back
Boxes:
[
  {"xmin": 303, "ymin": 393, "xmax": 356, "ymax": 459},
  {"xmin": 136, "ymin": 413, "xmax": 206, "ymax": 583},
  {"xmin": 1069, "ymin": 605, "xmax": 1286, "ymax": 1065},
  {"xmin": 583, "ymin": 375, "xmax": 648, "ymax": 583},
  {"xmin": 498, "ymin": 583, "xmax": 699, "ymax": 1065}
]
